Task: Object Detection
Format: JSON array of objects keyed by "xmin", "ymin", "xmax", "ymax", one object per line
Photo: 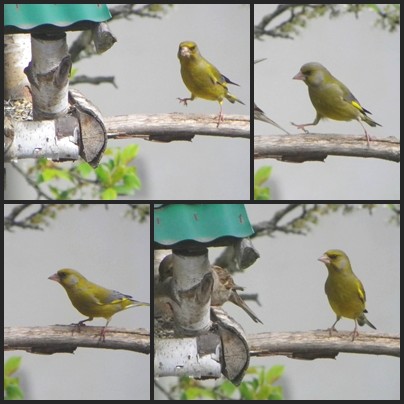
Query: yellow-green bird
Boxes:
[
  {"xmin": 49, "ymin": 269, "xmax": 149, "ymax": 341},
  {"xmin": 292, "ymin": 62, "xmax": 381, "ymax": 144},
  {"xmin": 177, "ymin": 41, "xmax": 244, "ymax": 127},
  {"xmin": 318, "ymin": 249, "xmax": 376, "ymax": 341}
]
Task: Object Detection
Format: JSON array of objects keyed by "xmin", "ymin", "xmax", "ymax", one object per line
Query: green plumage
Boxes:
[{"xmin": 318, "ymin": 249, "xmax": 376, "ymax": 341}]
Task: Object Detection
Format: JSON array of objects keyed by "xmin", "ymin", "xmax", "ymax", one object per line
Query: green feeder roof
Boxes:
[
  {"xmin": 154, "ymin": 204, "xmax": 254, "ymax": 249},
  {"xmin": 4, "ymin": 4, "xmax": 111, "ymax": 35}
]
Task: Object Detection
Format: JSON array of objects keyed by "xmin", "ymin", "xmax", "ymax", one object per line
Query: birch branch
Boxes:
[
  {"xmin": 4, "ymin": 326, "xmax": 150, "ymax": 354},
  {"xmin": 105, "ymin": 113, "xmax": 250, "ymax": 142},
  {"xmin": 248, "ymin": 331, "xmax": 400, "ymax": 359},
  {"xmin": 254, "ymin": 134, "xmax": 400, "ymax": 162}
]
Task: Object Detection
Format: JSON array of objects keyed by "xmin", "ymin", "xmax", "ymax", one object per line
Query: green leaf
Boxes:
[
  {"xmin": 76, "ymin": 162, "xmax": 94, "ymax": 178},
  {"xmin": 4, "ymin": 357, "xmax": 21, "ymax": 376},
  {"xmin": 121, "ymin": 144, "xmax": 139, "ymax": 164},
  {"xmin": 239, "ymin": 382, "xmax": 254, "ymax": 400},
  {"xmin": 254, "ymin": 166, "xmax": 272, "ymax": 186},
  {"xmin": 41, "ymin": 168, "xmax": 72, "ymax": 182},
  {"xmin": 254, "ymin": 186, "xmax": 270, "ymax": 200},
  {"xmin": 48, "ymin": 185, "xmax": 62, "ymax": 199},
  {"xmin": 101, "ymin": 187, "xmax": 117, "ymax": 200},
  {"xmin": 95, "ymin": 165, "xmax": 111, "ymax": 185},
  {"xmin": 184, "ymin": 387, "xmax": 214, "ymax": 400},
  {"xmin": 219, "ymin": 380, "xmax": 237, "ymax": 396},
  {"xmin": 124, "ymin": 172, "xmax": 141, "ymax": 189},
  {"xmin": 268, "ymin": 386, "xmax": 283, "ymax": 400},
  {"xmin": 266, "ymin": 365, "xmax": 285, "ymax": 384},
  {"xmin": 5, "ymin": 383, "xmax": 24, "ymax": 400}
]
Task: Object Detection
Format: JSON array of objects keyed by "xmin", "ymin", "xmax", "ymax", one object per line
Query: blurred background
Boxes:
[
  {"xmin": 4, "ymin": 204, "xmax": 150, "ymax": 400},
  {"xmin": 254, "ymin": 5, "xmax": 399, "ymax": 199}
]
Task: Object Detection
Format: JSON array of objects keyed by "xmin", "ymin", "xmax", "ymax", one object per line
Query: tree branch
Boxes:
[
  {"xmin": 248, "ymin": 331, "xmax": 400, "ymax": 359},
  {"xmin": 254, "ymin": 134, "xmax": 400, "ymax": 162},
  {"xmin": 4, "ymin": 326, "xmax": 150, "ymax": 354},
  {"xmin": 70, "ymin": 75, "xmax": 117, "ymax": 88},
  {"xmin": 105, "ymin": 113, "xmax": 250, "ymax": 142}
]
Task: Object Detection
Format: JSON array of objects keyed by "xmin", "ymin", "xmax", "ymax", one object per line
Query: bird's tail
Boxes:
[
  {"xmin": 358, "ymin": 107, "xmax": 381, "ymax": 128},
  {"xmin": 358, "ymin": 311, "xmax": 376, "ymax": 330},
  {"xmin": 226, "ymin": 92, "xmax": 245, "ymax": 105},
  {"xmin": 129, "ymin": 299, "xmax": 150, "ymax": 308},
  {"xmin": 254, "ymin": 104, "xmax": 290, "ymax": 134},
  {"xmin": 229, "ymin": 292, "xmax": 263, "ymax": 324}
]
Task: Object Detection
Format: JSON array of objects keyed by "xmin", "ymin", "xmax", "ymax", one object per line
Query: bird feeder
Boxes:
[
  {"xmin": 4, "ymin": 4, "xmax": 114, "ymax": 167},
  {"xmin": 154, "ymin": 204, "xmax": 259, "ymax": 385}
]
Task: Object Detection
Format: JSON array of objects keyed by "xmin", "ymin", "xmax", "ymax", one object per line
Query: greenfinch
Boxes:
[
  {"xmin": 318, "ymin": 249, "xmax": 376, "ymax": 341},
  {"xmin": 49, "ymin": 269, "xmax": 149, "ymax": 341},
  {"xmin": 254, "ymin": 59, "xmax": 290, "ymax": 134},
  {"xmin": 177, "ymin": 41, "xmax": 244, "ymax": 127},
  {"xmin": 292, "ymin": 62, "xmax": 381, "ymax": 144}
]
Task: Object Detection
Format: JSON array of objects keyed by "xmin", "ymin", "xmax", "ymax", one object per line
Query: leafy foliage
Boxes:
[
  {"xmin": 156, "ymin": 365, "xmax": 284, "ymax": 400},
  {"xmin": 4, "ymin": 356, "xmax": 24, "ymax": 400},
  {"xmin": 20, "ymin": 145, "xmax": 141, "ymax": 200},
  {"xmin": 254, "ymin": 166, "xmax": 272, "ymax": 200}
]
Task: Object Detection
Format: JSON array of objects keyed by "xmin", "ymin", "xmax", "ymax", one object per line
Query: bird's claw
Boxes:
[
  {"xmin": 216, "ymin": 113, "xmax": 224, "ymax": 128},
  {"xmin": 350, "ymin": 330, "xmax": 359, "ymax": 342},
  {"xmin": 291, "ymin": 122, "xmax": 309, "ymax": 133},
  {"xmin": 177, "ymin": 97, "xmax": 191, "ymax": 106},
  {"xmin": 327, "ymin": 326, "xmax": 338, "ymax": 337}
]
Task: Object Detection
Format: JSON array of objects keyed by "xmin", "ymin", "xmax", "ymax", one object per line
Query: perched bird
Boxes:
[
  {"xmin": 318, "ymin": 249, "xmax": 376, "ymax": 341},
  {"xmin": 211, "ymin": 265, "xmax": 263, "ymax": 324},
  {"xmin": 292, "ymin": 62, "xmax": 381, "ymax": 144},
  {"xmin": 254, "ymin": 59, "xmax": 290, "ymax": 134},
  {"xmin": 49, "ymin": 269, "xmax": 149, "ymax": 341},
  {"xmin": 177, "ymin": 41, "xmax": 244, "ymax": 127},
  {"xmin": 158, "ymin": 255, "xmax": 262, "ymax": 324}
]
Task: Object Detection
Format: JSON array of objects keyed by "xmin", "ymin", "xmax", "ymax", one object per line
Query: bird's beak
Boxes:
[
  {"xmin": 179, "ymin": 46, "xmax": 191, "ymax": 58},
  {"xmin": 318, "ymin": 254, "xmax": 331, "ymax": 265},
  {"xmin": 48, "ymin": 273, "xmax": 60, "ymax": 282},
  {"xmin": 293, "ymin": 71, "xmax": 305, "ymax": 80}
]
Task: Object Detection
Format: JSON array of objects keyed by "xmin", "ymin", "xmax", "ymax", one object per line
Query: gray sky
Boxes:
[
  {"xmin": 4, "ymin": 204, "xmax": 150, "ymax": 400},
  {"xmin": 254, "ymin": 5, "xmax": 399, "ymax": 199}
]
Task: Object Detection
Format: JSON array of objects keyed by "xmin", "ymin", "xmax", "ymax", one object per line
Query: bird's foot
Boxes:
[
  {"xmin": 291, "ymin": 122, "xmax": 309, "ymax": 133},
  {"xmin": 98, "ymin": 327, "xmax": 107, "ymax": 343},
  {"xmin": 364, "ymin": 131, "xmax": 372, "ymax": 145},
  {"xmin": 327, "ymin": 326, "xmax": 338, "ymax": 337},
  {"xmin": 216, "ymin": 113, "xmax": 224, "ymax": 128},
  {"xmin": 70, "ymin": 321, "xmax": 86, "ymax": 336},
  {"xmin": 177, "ymin": 97, "xmax": 192, "ymax": 106},
  {"xmin": 350, "ymin": 330, "xmax": 359, "ymax": 342}
]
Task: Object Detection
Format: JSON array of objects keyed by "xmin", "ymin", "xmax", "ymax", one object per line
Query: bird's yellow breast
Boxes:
[{"xmin": 325, "ymin": 272, "xmax": 365, "ymax": 319}]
